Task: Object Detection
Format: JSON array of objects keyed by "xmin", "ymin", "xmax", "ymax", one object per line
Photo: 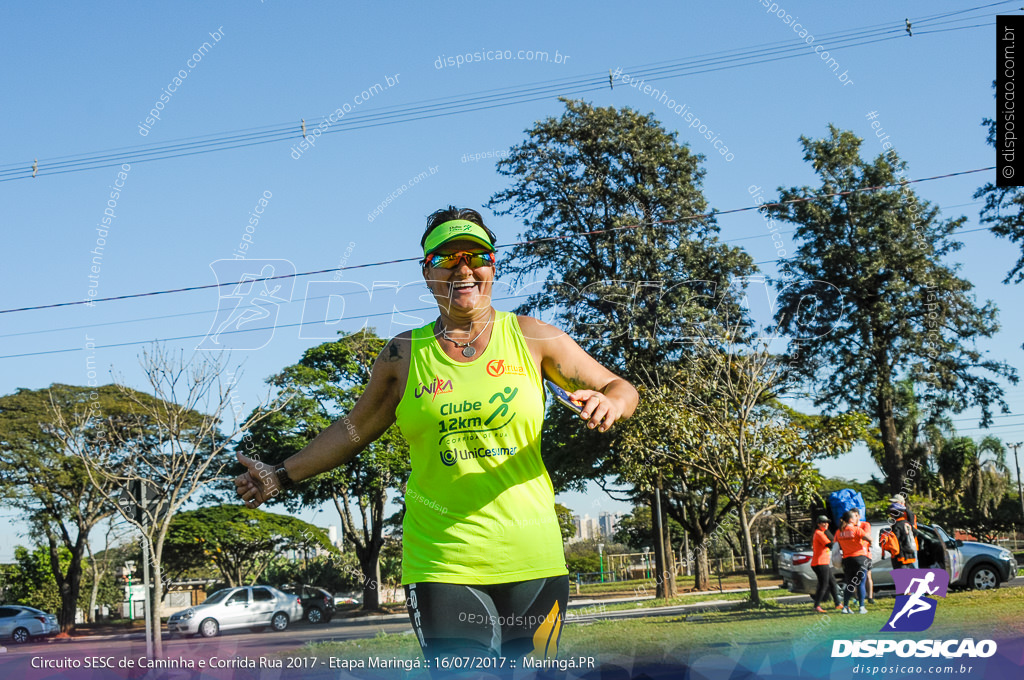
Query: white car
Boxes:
[
  {"xmin": 0, "ymin": 605, "xmax": 60, "ymax": 644},
  {"xmin": 167, "ymin": 585, "xmax": 303, "ymax": 638}
]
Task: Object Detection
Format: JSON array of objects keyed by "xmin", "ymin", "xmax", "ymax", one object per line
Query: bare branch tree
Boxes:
[
  {"xmin": 627, "ymin": 323, "xmax": 867, "ymax": 605},
  {"xmin": 83, "ymin": 519, "xmax": 133, "ymax": 623},
  {"xmin": 52, "ymin": 343, "xmax": 288, "ymax": 658}
]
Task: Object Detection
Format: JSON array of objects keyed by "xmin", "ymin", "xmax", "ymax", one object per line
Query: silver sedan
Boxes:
[
  {"xmin": 0, "ymin": 605, "xmax": 60, "ymax": 644},
  {"xmin": 167, "ymin": 585, "xmax": 303, "ymax": 638}
]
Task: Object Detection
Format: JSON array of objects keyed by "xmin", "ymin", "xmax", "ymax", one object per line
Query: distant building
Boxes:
[
  {"xmin": 571, "ymin": 514, "xmax": 582, "ymax": 543},
  {"xmin": 569, "ymin": 512, "xmax": 621, "ymax": 543}
]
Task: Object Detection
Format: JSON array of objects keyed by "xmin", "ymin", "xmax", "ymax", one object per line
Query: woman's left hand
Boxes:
[{"xmin": 569, "ymin": 389, "xmax": 626, "ymax": 432}]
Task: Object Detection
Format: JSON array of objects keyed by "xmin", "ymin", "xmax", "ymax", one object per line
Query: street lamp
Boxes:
[
  {"xmin": 598, "ymin": 543, "xmax": 605, "ymax": 583},
  {"xmin": 124, "ymin": 561, "xmax": 136, "ymax": 619}
]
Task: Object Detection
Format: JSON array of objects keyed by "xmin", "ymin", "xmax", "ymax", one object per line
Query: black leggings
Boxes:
[
  {"xmin": 812, "ymin": 564, "xmax": 839, "ymax": 607},
  {"xmin": 842, "ymin": 556, "xmax": 870, "ymax": 607},
  {"xmin": 406, "ymin": 575, "xmax": 568, "ymax": 676}
]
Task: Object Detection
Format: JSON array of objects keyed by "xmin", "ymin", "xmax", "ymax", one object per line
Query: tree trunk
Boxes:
[
  {"xmin": 874, "ymin": 365, "xmax": 903, "ymax": 493},
  {"xmin": 686, "ymin": 524, "xmax": 712, "ymax": 591},
  {"xmin": 737, "ymin": 503, "xmax": 760, "ymax": 606},
  {"xmin": 653, "ymin": 526, "xmax": 667, "ymax": 598},
  {"xmin": 662, "ymin": 530, "xmax": 677, "ymax": 598},
  {"xmin": 88, "ymin": 573, "xmax": 100, "ymax": 624},
  {"xmin": 46, "ymin": 532, "xmax": 86, "ymax": 633},
  {"xmin": 359, "ymin": 544, "xmax": 383, "ymax": 610},
  {"xmin": 151, "ymin": 540, "xmax": 164, "ymax": 659},
  {"xmin": 695, "ymin": 551, "xmax": 711, "ymax": 591},
  {"xmin": 683, "ymin": 531, "xmax": 691, "ymax": 576},
  {"xmin": 652, "ymin": 486, "xmax": 677, "ymax": 599},
  {"xmin": 85, "ymin": 542, "xmax": 100, "ymax": 624}
]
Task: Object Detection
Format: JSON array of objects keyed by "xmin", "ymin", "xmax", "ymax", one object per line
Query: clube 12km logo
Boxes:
[{"xmin": 831, "ymin": 569, "xmax": 997, "ymax": 659}]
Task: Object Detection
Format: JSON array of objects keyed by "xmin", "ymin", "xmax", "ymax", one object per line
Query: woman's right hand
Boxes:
[{"xmin": 234, "ymin": 452, "xmax": 281, "ymax": 508}]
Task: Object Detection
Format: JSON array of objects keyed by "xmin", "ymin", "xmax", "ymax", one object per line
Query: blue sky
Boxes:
[{"xmin": 1, "ymin": 1, "xmax": 1021, "ymax": 562}]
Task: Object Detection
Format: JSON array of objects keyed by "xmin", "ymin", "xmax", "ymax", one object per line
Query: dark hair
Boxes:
[
  {"xmin": 840, "ymin": 510, "xmax": 856, "ymax": 526},
  {"xmin": 420, "ymin": 205, "xmax": 497, "ymax": 250}
]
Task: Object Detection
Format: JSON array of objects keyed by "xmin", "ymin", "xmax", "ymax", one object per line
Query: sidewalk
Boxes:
[
  {"xmin": 52, "ymin": 584, "xmax": 792, "ymax": 643},
  {"xmin": 568, "ymin": 584, "xmax": 782, "ymax": 607}
]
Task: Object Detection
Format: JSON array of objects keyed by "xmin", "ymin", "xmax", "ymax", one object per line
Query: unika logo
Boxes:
[
  {"xmin": 414, "ymin": 376, "xmax": 454, "ymax": 400},
  {"xmin": 881, "ymin": 569, "xmax": 949, "ymax": 632}
]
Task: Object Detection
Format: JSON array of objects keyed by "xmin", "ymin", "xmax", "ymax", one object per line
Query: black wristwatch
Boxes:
[{"xmin": 274, "ymin": 464, "xmax": 296, "ymax": 490}]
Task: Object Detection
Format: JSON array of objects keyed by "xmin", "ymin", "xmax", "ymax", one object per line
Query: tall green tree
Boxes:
[
  {"xmin": 554, "ymin": 503, "xmax": 576, "ymax": 542},
  {"xmin": 164, "ymin": 505, "xmax": 335, "ymax": 587},
  {"xmin": 0, "ymin": 384, "xmax": 161, "ymax": 632},
  {"xmin": 975, "ymin": 95, "xmax": 1024, "ymax": 297},
  {"xmin": 241, "ymin": 330, "xmax": 409, "ymax": 610},
  {"xmin": 865, "ymin": 377, "xmax": 955, "ymax": 495},
  {"xmin": 487, "ymin": 98, "xmax": 758, "ymax": 595},
  {"xmin": 767, "ymin": 126, "xmax": 1017, "ymax": 492},
  {"xmin": 1, "ymin": 545, "xmax": 69, "ymax": 614},
  {"xmin": 927, "ymin": 434, "xmax": 1014, "ymax": 540},
  {"xmin": 488, "ymin": 98, "xmax": 756, "ymax": 374}
]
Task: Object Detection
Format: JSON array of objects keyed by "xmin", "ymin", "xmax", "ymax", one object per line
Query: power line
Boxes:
[
  {"xmin": 951, "ymin": 413, "xmax": 1024, "ymax": 423},
  {"xmin": 0, "ymin": 8, "xmax": 1005, "ymax": 182},
  {"xmin": 0, "ymin": 200, "xmax": 990, "ymax": 343},
  {"xmin": 0, "ymin": 295, "xmax": 526, "ymax": 360},
  {"xmin": 0, "ymin": 166, "xmax": 1001, "ymax": 360},
  {"xmin": 0, "ymin": 166, "xmax": 994, "ymax": 317}
]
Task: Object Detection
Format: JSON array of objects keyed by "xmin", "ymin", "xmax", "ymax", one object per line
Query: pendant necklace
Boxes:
[{"xmin": 439, "ymin": 311, "xmax": 492, "ymax": 358}]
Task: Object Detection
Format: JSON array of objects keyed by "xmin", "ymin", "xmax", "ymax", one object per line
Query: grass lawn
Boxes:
[
  {"xmin": 296, "ymin": 586, "xmax": 1024, "ymax": 666},
  {"xmin": 560, "ymin": 588, "xmax": 1024, "ymax": 660}
]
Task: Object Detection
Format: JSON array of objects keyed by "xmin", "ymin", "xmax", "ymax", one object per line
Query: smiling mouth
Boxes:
[{"xmin": 451, "ymin": 281, "xmax": 477, "ymax": 291}]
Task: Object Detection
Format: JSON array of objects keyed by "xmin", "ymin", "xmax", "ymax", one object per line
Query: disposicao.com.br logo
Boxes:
[{"xmin": 831, "ymin": 569, "xmax": 997, "ymax": 659}]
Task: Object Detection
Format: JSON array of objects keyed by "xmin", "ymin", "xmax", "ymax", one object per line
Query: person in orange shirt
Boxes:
[
  {"xmin": 853, "ymin": 508, "xmax": 874, "ymax": 604},
  {"xmin": 836, "ymin": 510, "xmax": 873, "ymax": 613},
  {"xmin": 811, "ymin": 516, "xmax": 841, "ymax": 613}
]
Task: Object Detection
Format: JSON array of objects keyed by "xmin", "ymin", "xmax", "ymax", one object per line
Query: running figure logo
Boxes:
[
  {"xmin": 881, "ymin": 569, "xmax": 949, "ymax": 632},
  {"xmin": 197, "ymin": 259, "xmax": 295, "ymax": 350}
]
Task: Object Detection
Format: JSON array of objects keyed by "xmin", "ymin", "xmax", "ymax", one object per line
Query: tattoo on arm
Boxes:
[
  {"xmin": 556, "ymin": 362, "xmax": 591, "ymax": 391},
  {"xmin": 381, "ymin": 341, "xmax": 402, "ymax": 362}
]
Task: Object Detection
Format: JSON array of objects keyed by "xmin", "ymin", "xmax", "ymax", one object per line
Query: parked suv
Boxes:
[
  {"xmin": 282, "ymin": 584, "xmax": 336, "ymax": 624},
  {"xmin": 779, "ymin": 523, "xmax": 963, "ymax": 594},
  {"xmin": 167, "ymin": 585, "xmax": 303, "ymax": 638},
  {"xmin": 953, "ymin": 539, "xmax": 1018, "ymax": 590}
]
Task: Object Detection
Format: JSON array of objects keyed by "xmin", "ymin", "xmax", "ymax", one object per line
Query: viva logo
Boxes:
[
  {"xmin": 415, "ymin": 376, "xmax": 453, "ymax": 400},
  {"xmin": 881, "ymin": 569, "xmax": 948, "ymax": 632}
]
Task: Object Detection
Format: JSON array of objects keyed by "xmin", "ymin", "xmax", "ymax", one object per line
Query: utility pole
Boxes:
[{"xmin": 1010, "ymin": 442, "xmax": 1024, "ymax": 534}]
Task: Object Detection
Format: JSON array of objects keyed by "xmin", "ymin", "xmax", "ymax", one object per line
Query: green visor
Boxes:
[{"xmin": 423, "ymin": 219, "xmax": 494, "ymax": 256}]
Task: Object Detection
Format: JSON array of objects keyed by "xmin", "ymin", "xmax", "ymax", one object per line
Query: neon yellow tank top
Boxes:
[{"xmin": 396, "ymin": 311, "xmax": 568, "ymax": 585}]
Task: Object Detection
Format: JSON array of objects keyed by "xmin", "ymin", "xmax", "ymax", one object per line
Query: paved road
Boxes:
[
  {"xmin": 3, "ymin": 576, "xmax": 1020, "ymax": 677},
  {"xmin": 0, "ymin": 616, "xmax": 414, "ymax": 679}
]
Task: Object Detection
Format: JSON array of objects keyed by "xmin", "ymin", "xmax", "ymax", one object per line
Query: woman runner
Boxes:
[{"xmin": 235, "ymin": 206, "xmax": 638, "ymax": 675}]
